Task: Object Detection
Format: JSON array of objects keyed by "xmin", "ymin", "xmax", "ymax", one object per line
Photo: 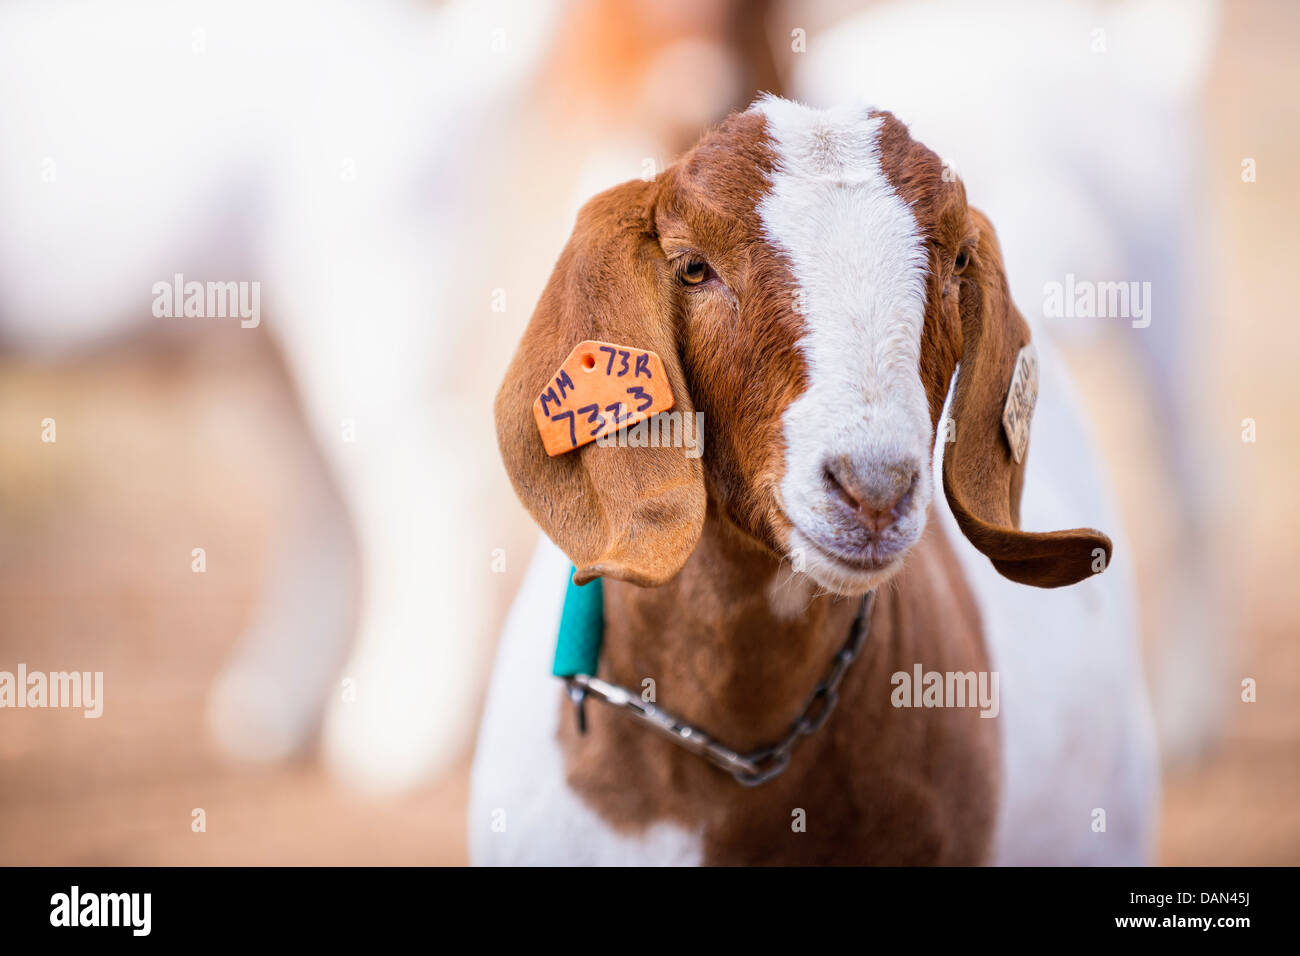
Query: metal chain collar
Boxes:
[{"xmin": 563, "ymin": 590, "xmax": 876, "ymax": 787}]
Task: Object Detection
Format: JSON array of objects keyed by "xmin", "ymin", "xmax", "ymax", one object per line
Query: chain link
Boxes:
[{"xmin": 564, "ymin": 590, "xmax": 875, "ymax": 787}]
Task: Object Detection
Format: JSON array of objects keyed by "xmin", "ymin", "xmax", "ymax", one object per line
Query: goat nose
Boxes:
[{"xmin": 824, "ymin": 457, "xmax": 919, "ymax": 533}]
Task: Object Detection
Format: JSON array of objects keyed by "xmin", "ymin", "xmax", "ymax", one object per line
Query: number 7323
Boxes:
[{"xmin": 550, "ymin": 385, "xmax": 654, "ymax": 448}]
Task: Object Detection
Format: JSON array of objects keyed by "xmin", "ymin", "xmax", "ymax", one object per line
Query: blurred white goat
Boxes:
[{"xmin": 0, "ymin": 0, "xmax": 560, "ymax": 791}]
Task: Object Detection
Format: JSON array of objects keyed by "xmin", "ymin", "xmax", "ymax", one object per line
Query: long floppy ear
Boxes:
[
  {"xmin": 495, "ymin": 178, "xmax": 705, "ymax": 587},
  {"xmin": 942, "ymin": 207, "xmax": 1112, "ymax": 588}
]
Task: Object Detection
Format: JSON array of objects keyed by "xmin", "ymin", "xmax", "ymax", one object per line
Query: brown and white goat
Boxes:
[{"xmin": 471, "ymin": 98, "xmax": 1157, "ymax": 865}]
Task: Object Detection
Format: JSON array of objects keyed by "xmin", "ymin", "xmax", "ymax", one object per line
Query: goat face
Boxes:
[{"xmin": 497, "ymin": 97, "xmax": 1110, "ymax": 593}]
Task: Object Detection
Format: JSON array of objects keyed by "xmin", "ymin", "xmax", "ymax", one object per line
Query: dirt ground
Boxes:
[{"xmin": 1, "ymin": 0, "xmax": 1298, "ymax": 865}]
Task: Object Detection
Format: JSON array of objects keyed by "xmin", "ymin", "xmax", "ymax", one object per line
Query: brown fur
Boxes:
[
  {"xmin": 562, "ymin": 506, "xmax": 998, "ymax": 864},
  {"xmin": 494, "ymin": 106, "xmax": 1112, "ymax": 863}
]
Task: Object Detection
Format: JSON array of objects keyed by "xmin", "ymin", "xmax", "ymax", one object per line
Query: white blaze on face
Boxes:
[{"xmin": 754, "ymin": 97, "xmax": 933, "ymax": 592}]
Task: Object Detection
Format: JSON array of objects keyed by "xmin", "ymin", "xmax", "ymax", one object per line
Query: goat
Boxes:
[{"xmin": 471, "ymin": 98, "xmax": 1157, "ymax": 865}]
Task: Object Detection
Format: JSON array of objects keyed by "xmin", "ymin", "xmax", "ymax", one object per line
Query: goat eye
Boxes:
[
  {"xmin": 953, "ymin": 249, "xmax": 970, "ymax": 274},
  {"xmin": 679, "ymin": 258, "xmax": 709, "ymax": 286}
]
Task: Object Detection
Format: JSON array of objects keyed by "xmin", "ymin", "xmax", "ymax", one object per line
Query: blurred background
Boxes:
[{"xmin": 1, "ymin": 0, "xmax": 1296, "ymax": 864}]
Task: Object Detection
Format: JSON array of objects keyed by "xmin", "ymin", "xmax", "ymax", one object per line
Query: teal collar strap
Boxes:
[{"xmin": 551, "ymin": 567, "xmax": 603, "ymax": 677}]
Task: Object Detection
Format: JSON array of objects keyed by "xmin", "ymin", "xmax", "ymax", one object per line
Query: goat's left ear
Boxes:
[
  {"xmin": 495, "ymin": 178, "xmax": 706, "ymax": 588},
  {"xmin": 942, "ymin": 208, "xmax": 1112, "ymax": 587}
]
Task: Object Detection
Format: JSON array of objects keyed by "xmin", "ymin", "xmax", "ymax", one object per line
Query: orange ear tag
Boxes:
[{"xmin": 533, "ymin": 340, "xmax": 675, "ymax": 456}]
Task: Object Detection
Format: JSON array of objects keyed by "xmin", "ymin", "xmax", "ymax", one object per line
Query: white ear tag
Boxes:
[{"xmin": 1001, "ymin": 343, "xmax": 1039, "ymax": 465}]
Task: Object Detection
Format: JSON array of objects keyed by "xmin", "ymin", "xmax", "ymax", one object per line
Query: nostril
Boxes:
[
  {"xmin": 823, "ymin": 464, "xmax": 861, "ymax": 512},
  {"xmin": 890, "ymin": 470, "xmax": 919, "ymax": 518}
]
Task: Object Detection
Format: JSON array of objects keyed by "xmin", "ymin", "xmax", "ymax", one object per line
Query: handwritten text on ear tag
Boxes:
[
  {"xmin": 534, "ymin": 340, "xmax": 675, "ymax": 456},
  {"xmin": 1002, "ymin": 343, "xmax": 1039, "ymax": 465}
]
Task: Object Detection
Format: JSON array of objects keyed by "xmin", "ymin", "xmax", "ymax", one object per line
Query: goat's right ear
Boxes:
[{"xmin": 495, "ymin": 178, "xmax": 705, "ymax": 588}]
